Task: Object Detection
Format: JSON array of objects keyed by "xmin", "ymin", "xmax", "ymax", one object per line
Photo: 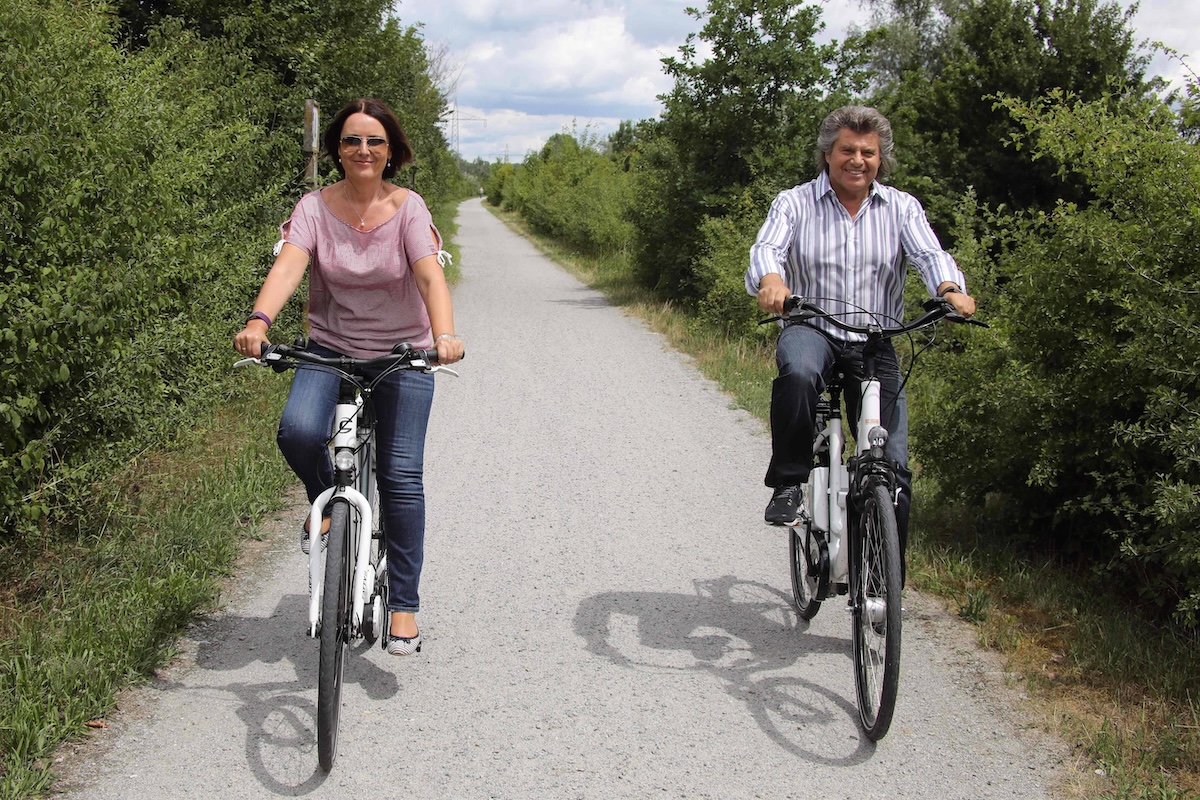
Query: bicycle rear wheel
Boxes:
[
  {"xmin": 789, "ymin": 522, "xmax": 827, "ymax": 620},
  {"xmin": 852, "ymin": 483, "xmax": 902, "ymax": 741},
  {"xmin": 317, "ymin": 499, "xmax": 351, "ymax": 772}
]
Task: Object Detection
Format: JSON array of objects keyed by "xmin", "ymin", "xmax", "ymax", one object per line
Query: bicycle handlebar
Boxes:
[
  {"xmin": 259, "ymin": 341, "xmax": 440, "ymax": 372},
  {"xmin": 768, "ymin": 295, "xmax": 988, "ymax": 337},
  {"xmin": 233, "ymin": 340, "xmax": 458, "ymax": 378}
]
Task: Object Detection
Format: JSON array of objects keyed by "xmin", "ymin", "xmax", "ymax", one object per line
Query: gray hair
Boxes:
[{"xmin": 815, "ymin": 105, "xmax": 896, "ymax": 179}]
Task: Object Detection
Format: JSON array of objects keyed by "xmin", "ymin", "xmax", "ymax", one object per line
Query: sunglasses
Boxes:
[{"xmin": 339, "ymin": 135, "xmax": 388, "ymax": 150}]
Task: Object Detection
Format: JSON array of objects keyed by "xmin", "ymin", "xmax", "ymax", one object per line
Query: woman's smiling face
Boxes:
[{"xmin": 339, "ymin": 112, "xmax": 391, "ymax": 180}]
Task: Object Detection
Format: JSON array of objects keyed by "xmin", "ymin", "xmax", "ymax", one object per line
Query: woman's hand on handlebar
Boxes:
[
  {"xmin": 434, "ymin": 334, "xmax": 465, "ymax": 365},
  {"xmin": 234, "ymin": 322, "xmax": 270, "ymax": 359}
]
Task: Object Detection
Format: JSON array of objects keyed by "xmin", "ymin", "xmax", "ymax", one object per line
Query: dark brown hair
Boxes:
[{"xmin": 323, "ymin": 98, "xmax": 414, "ymax": 180}]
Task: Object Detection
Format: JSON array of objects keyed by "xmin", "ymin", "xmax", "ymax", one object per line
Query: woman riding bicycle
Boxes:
[{"xmin": 234, "ymin": 97, "xmax": 464, "ymax": 656}]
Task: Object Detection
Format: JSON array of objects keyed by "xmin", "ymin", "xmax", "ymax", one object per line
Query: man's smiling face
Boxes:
[{"xmin": 827, "ymin": 128, "xmax": 881, "ymax": 202}]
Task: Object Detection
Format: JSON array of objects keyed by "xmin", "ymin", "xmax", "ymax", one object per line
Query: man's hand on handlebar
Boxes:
[
  {"xmin": 942, "ymin": 290, "xmax": 977, "ymax": 319},
  {"xmin": 756, "ymin": 273, "xmax": 792, "ymax": 315}
]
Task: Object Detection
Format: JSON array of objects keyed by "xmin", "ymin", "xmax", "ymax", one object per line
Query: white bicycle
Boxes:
[
  {"xmin": 236, "ymin": 340, "xmax": 457, "ymax": 771},
  {"xmin": 763, "ymin": 295, "xmax": 985, "ymax": 740}
]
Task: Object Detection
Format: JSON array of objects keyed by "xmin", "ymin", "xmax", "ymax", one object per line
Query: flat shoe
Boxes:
[
  {"xmin": 299, "ymin": 527, "xmax": 328, "ymax": 555},
  {"xmin": 299, "ymin": 515, "xmax": 331, "ymax": 555},
  {"xmin": 385, "ymin": 630, "xmax": 422, "ymax": 656}
]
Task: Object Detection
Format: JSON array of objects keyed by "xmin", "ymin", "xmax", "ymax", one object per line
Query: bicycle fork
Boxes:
[{"xmin": 306, "ymin": 395, "xmax": 375, "ymax": 639}]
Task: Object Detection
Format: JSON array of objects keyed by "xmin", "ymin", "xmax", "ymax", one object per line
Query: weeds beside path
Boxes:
[{"xmin": 0, "ymin": 370, "xmax": 294, "ymax": 798}]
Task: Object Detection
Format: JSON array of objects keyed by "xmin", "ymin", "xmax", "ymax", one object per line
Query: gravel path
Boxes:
[{"xmin": 54, "ymin": 198, "xmax": 1069, "ymax": 799}]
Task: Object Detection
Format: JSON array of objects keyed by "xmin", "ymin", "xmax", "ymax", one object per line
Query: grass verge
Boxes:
[
  {"xmin": 486, "ymin": 203, "xmax": 1200, "ymax": 800},
  {"xmin": 0, "ymin": 369, "xmax": 294, "ymax": 798}
]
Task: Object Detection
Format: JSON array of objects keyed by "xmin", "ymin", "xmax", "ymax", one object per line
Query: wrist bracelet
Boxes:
[
  {"xmin": 434, "ymin": 333, "xmax": 460, "ymax": 343},
  {"xmin": 938, "ymin": 285, "xmax": 962, "ymax": 298},
  {"xmin": 246, "ymin": 311, "xmax": 272, "ymax": 328}
]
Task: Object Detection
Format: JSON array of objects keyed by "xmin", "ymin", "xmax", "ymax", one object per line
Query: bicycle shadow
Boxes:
[
  {"xmin": 190, "ymin": 593, "xmax": 399, "ymax": 793},
  {"xmin": 574, "ymin": 575, "xmax": 874, "ymax": 766}
]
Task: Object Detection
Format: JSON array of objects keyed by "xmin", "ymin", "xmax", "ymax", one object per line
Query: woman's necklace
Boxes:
[{"xmin": 343, "ymin": 182, "xmax": 379, "ymax": 229}]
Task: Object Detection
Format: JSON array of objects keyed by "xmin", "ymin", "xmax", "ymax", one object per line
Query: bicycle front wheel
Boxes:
[
  {"xmin": 317, "ymin": 499, "xmax": 351, "ymax": 772},
  {"xmin": 852, "ymin": 483, "xmax": 902, "ymax": 741}
]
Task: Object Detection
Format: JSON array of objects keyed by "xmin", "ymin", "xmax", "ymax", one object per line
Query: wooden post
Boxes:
[{"xmin": 304, "ymin": 100, "xmax": 320, "ymax": 189}]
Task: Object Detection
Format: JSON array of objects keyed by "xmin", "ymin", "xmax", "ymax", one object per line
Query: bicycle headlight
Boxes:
[
  {"xmin": 334, "ymin": 450, "xmax": 356, "ymax": 472},
  {"xmin": 868, "ymin": 426, "xmax": 889, "ymax": 449}
]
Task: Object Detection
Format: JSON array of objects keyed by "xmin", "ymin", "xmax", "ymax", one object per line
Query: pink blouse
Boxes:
[{"xmin": 280, "ymin": 188, "xmax": 443, "ymax": 357}]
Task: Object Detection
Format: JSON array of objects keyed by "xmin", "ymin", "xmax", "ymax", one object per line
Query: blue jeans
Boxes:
[
  {"xmin": 768, "ymin": 324, "xmax": 912, "ymax": 554},
  {"xmin": 276, "ymin": 341, "xmax": 435, "ymax": 614}
]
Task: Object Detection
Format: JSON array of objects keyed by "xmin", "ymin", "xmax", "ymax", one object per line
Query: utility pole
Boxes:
[
  {"xmin": 304, "ymin": 100, "xmax": 320, "ymax": 189},
  {"xmin": 440, "ymin": 100, "xmax": 485, "ymax": 157}
]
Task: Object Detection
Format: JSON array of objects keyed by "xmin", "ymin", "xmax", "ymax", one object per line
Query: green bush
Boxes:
[
  {"xmin": 501, "ymin": 130, "xmax": 634, "ymax": 257},
  {"xmin": 693, "ymin": 191, "xmax": 770, "ymax": 337},
  {"xmin": 0, "ymin": 2, "xmax": 290, "ymax": 536},
  {"xmin": 0, "ymin": 0, "xmax": 466, "ymax": 541},
  {"xmin": 911, "ymin": 90, "xmax": 1200, "ymax": 623}
]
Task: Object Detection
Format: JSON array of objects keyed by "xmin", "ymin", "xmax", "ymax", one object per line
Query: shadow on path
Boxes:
[
  {"xmin": 182, "ymin": 593, "xmax": 400, "ymax": 794},
  {"xmin": 575, "ymin": 575, "xmax": 874, "ymax": 766}
]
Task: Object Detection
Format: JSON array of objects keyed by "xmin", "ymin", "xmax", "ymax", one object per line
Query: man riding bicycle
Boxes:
[{"xmin": 745, "ymin": 105, "xmax": 977, "ymax": 576}]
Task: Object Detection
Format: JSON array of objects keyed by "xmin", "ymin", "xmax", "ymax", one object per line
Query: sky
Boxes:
[{"xmin": 391, "ymin": 0, "xmax": 1199, "ymax": 163}]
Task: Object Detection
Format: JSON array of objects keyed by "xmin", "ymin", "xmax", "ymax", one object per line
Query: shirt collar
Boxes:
[{"xmin": 816, "ymin": 169, "xmax": 889, "ymax": 205}]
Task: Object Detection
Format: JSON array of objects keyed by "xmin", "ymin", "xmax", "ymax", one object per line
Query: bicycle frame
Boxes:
[
  {"xmin": 235, "ymin": 340, "xmax": 457, "ymax": 772},
  {"xmin": 773, "ymin": 295, "xmax": 986, "ymax": 740},
  {"xmin": 803, "ymin": 368, "xmax": 890, "ymax": 588}
]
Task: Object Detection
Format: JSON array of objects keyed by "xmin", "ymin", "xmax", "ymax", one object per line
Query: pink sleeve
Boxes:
[
  {"xmin": 279, "ymin": 193, "xmax": 318, "ymax": 256},
  {"xmin": 401, "ymin": 194, "xmax": 441, "ymax": 265}
]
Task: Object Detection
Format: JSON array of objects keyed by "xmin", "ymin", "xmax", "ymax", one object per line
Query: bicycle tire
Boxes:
[
  {"xmin": 317, "ymin": 499, "xmax": 351, "ymax": 772},
  {"xmin": 852, "ymin": 483, "xmax": 902, "ymax": 741},
  {"xmin": 789, "ymin": 522, "xmax": 826, "ymax": 620}
]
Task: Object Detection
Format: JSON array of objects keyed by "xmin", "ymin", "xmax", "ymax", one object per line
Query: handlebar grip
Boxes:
[{"xmin": 390, "ymin": 342, "xmax": 440, "ymax": 364}]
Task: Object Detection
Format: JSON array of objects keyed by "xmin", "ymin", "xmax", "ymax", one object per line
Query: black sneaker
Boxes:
[{"xmin": 764, "ymin": 485, "xmax": 802, "ymax": 525}]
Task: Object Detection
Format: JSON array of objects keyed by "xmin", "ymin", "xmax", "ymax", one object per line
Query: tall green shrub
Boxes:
[
  {"xmin": 911, "ymin": 90, "xmax": 1200, "ymax": 623},
  {"xmin": 0, "ymin": 1, "xmax": 291, "ymax": 536},
  {"xmin": 501, "ymin": 131, "xmax": 634, "ymax": 257},
  {"xmin": 631, "ymin": 0, "xmax": 866, "ymax": 299}
]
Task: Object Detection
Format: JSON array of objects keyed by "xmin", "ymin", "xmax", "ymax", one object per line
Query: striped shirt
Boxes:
[{"xmin": 746, "ymin": 171, "xmax": 965, "ymax": 341}]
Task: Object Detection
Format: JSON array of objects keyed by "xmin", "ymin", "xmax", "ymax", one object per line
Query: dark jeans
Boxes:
[
  {"xmin": 276, "ymin": 341, "xmax": 435, "ymax": 614},
  {"xmin": 768, "ymin": 324, "xmax": 912, "ymax": 555}
]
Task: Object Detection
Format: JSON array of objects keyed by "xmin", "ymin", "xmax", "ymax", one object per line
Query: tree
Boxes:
[
  {"xmin": 911, "ymin": 89, "xmax": 1200, "ymax": 623},
  {"xmin": 111, "ymin": 0, "xmax": 464, "ymax": 205},
  {"xmin": 864, "ymin": 0, "xmax": 1152, "ymax": 238},
  {"xmin": 630, "ymin": 0, "xmax": 868, "ymax": 299}
]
